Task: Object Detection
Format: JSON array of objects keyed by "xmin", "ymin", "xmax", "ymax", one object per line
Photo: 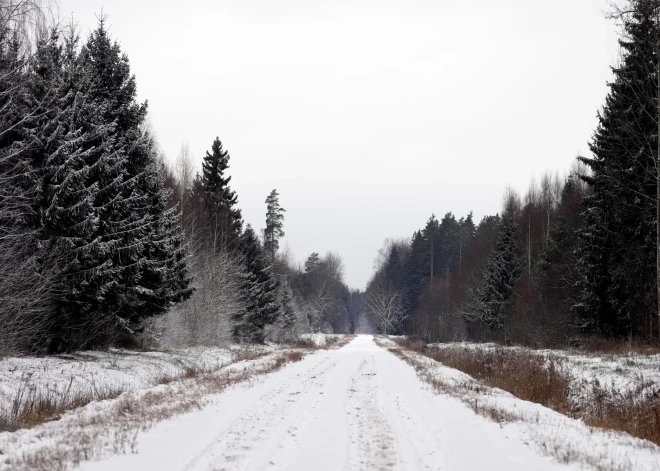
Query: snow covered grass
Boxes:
[
  {"xmin": 0, "ymin": 348, "xmax": 313, "ymax": 471},
  {"xmin": 377, "ymin": 338, "xmax": 660, "ymax": 471},
  {"xmin": 415, "ymin": 340, "xmax": 660, "ymax": 446},
  {"xmin": 0, "ymin": 344, "xmax": 276, "ymax": 433},
  {"xmin": 297, "ymin": 333, "xmax": 349, "ymax": 348}
]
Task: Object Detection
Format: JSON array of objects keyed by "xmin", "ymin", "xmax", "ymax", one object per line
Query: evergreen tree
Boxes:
[
  {"xmin": 33, "ymin": 26, "xmax": 132, "ymax": 349},
  {"xmin": 35, "ymin": 29, "xmax": 99, "ymax": 345},
  {"xmin": 31, "ymin": 19, "xmax": 192, "ymax": 349},
  {"xmin": 458, "ymin": 212, "xmax": 477, "ymax": 275},
  {"xmin": 577, "ymin": 0, "xmax": 658, "ymax": 338},
  {"xmin": 278, "ymin": 283, "xmax": 296, "ymax": 331},
  {"xmin": 401, "ymin": 230, "xmax": 427, "ymax": 317},
  {"xmin": 478, "ymin": 215, "xmax": 521, "ymax": 332},
  {"xmin": 234, "ymin": 225, "xmax": 280, "ymax": 343},
  {"xmin": 0, "ymin": 22, "xmax": 56, "ymax": 353},
  {"xmin": 304, "ymin": 252, "xmax": 320, "ymax": 273},
  {"xmin": 263, "ymin": 189, "xmax": 285, "ymax": 261},
  {"xmin": 201, "ymin": 137, "xmax": 242, "ymax": 250}
]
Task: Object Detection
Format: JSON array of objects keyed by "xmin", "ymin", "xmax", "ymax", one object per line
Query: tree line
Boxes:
[
  {"xmin": 365, "ymin": 0, "xmax": 660, "ymax": 347},
  {"xmin": 0, "ymin": 1, "xmax": 357, "ymax": 356}
]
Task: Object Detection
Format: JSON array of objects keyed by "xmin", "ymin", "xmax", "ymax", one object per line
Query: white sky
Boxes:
[{"xmin": 58, "ymin": 0, "xmax": 619, "ymax": 289}]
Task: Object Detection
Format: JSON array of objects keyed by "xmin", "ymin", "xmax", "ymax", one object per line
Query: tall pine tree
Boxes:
[
  {"xmin": 263, "ymin": 189, "xmax": 285, "ymax": 261},
  {"xmin": 201, "ymin": 137, "xmax": 243, "ymax": 251},
  {"xmin": 577, "ymin": 0, "xmax": 659, "ymax": 339},
  {"xmin": 478, "ymin": 215, "xmax": 521, "ymax": 334},
  {"xmin": 234, "ymin": 225, "xmax": 280, "ymax": 343}
]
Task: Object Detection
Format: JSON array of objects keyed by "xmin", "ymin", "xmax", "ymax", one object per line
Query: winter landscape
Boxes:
[{"xmin": 3, "ymin": 0, "xmax": 660, "ymax": 470}]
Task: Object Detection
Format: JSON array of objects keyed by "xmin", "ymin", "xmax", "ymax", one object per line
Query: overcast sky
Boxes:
[{"xmin": 58, "ymin": 0, "xmax": 619, "ymax": 289}]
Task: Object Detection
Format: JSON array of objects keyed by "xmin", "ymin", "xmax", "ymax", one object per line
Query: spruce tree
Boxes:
[
  {"xmin": 39, "ymin": 26, "xmax": 133, "ymax": 348},
  {"xmin": 305, "ymin": 252, "xmax": 320, "ymax": 273},
  {"xmin": 577, "ymin": 0, "xmax": 658, "ymax": 339},
  {"xmin": 0, "ymin": 23, "xmax": 55, "ymax": 353},
  {"xmin": 278, "ymin": 283, "xmax": 296, "ymax": 331},
  {"xmin": 201, "ymin": 137, "xmax": 243, "ymax": 251},
  {"xmin": 263, "ymin": 189, "xmax": 285, "ymax": 261},
  {"xmin": 34, "ymin": 19, "xmax": 192, "ymax": 349},
  {"xmin": 478, "ymin": 215, "xmax": 521, "ymax": 332},
  {"xmin": 234, "ymin": 225, "xmax": 280, "ymax": 343}
]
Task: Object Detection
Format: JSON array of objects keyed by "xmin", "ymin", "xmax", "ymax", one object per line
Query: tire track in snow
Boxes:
[
  {"xmin": 346, "ymin": 355, "xmax": 397, "ymax": 470},
  {"xmin": 181, "ymin": 353, "xmax": 344, "ymax": 471}
]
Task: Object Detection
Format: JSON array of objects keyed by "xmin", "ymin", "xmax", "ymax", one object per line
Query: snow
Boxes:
[
  {"xmin": 298, "ymin": 332, "xmax": 344, "ymax": 347},
  {"xmin": 3, "ymin": 335, "xmax": 659, "ymax": 471},
  {"xmin": 69, "ymin": 336, "xmax": 569, "ymax": 470},
  {"xmin": 425, "ymin": 341, "xmax": 660, "ymax": 410},
  {"xmin": 0, "ymin": 345, "xmax": 273, "ymax": 415},
  {"xmin": 385, "ymin": 338, "xmax": 660, "ymax": 471}
]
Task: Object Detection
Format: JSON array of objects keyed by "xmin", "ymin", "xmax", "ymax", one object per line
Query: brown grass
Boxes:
[
  {"xmin": 0, "ymin": 343, "xmax": 304, "ymax": 435},
  {"xmin": 0, "ymin": 335, "xmax": 349, "ymax": 440},
  {"xmin": 583, "ymin": 380, "xmax": 660, "ymax": 446},
  {"xmin": 426, "ymin": 345, "xmax": 570, "ymax": 413},
  {"xmin": 390, "ymin": 337, "xmax": 660, "ymax": 447},
  {"xmin": 580, "ymin": 338, "xmax": 660, "ymax": 355},
  {"xmin": 1, "ymin": 350, "xmax": 308, "ymax": 471},
  {"xmin": 289, "ymin": 334, "xmax": 356, "ymax": 350},
  {"xmin": 0, "ymin": 376, "xmax": 125, "ymax": 433}
]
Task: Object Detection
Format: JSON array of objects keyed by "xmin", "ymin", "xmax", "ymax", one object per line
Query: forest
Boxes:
[
  {"xmin": 363, "ymin": 1, "xmax": 660, "ymax": 347},
  {"xmin": 0, "ymin": 1, "xmax": 359, "ymax": 356},
  {"xmin": 3, "ymin": 0, "xmax": 660, "ymax": 357}
]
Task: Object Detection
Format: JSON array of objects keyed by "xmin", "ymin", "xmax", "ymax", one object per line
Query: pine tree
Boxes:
[
  {"xmin": 35, "ymin": 27, "xmax": 100, "ymax": 322},
  {"xmin": 478, "ymin": 215, "xmax": 521, "ymax": 332},
  {"xmin": 577, "ymin": 0, "xmax": 659, "ymax": 339},
  {"xmin": 34, "ymin": 19, "xmax": 192, "ymax": 349},
  {"xmin": 201, "ymin": 137, "xmax": 243, "ymax": 251},
  {"xmin": 234, "ymin": 225, "xmax": 280, "ymax": 343},
  {"xmin": 0, "ymin": 22, "xmax": 56, "ymax": 354},
  {"xmin": 305, "ymin": 252, "xmax": 320, "ymax": 273},
  {"xmin": 37, "ymin": 25, "xmax": 133, "ymax": 349},
  {"xmin": 263, "ymin": 189, "xmax": 285, "ymax": 261},
  {"xmin": 458, "ymin": 212, "xmax": 477, "ymax": 276},
  {"xmin": 402, "ymin": 230, "xmax": 427, "ymax": 317},
  {"xmin": 278, "ymin": 283, "xmax": 296, "ymax": 331}
]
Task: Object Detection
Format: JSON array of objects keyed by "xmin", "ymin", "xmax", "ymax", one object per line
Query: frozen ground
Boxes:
[{"xmin": 3, "ymin": 335, "xmax": 659, "ymax": 471}]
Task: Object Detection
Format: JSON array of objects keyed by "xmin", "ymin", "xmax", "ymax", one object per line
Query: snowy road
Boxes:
[{"xmin": 80, "ymin": 335, "xmax": 569, "ymax": 471}]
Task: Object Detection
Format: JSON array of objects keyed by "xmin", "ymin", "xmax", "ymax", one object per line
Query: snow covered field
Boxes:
[
  {"xmin": 425, "ymin": 341, "xmax": 660, "ymax": 410},
  {"xmin": 379, "ymin": 337, "xmax": 660, "ymax": 471},
  {"xmin": 0, "ymin": 345, "xmax": 276, "ymax": 419},
  {"xmin": 2, "ymin": 335, "xmax": 659, "ymax": 471}
]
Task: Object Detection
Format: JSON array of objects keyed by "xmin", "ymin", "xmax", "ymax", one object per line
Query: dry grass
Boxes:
[
  {"xmin": 583, "ymin": 380, "xmax": 660, "ymax": 447},
  {"xmin": 1, "ymin": 345, "xmax": 276, "ymax": 435},
  {"xmin": 289, "ymin": 334, "xmax": 356, "ymax": 350},
  {"xmin": 329, "ymin": 334, "xmax": 357, "ymax": 349},
  {"xmin": 426, "ymin": 345, "xmax": 570, "ymax": 413},
  {"xmin": 580, "ymin": 338, "xmax": 660, "ymax": 355},
  {"xmin": 289, "ymin": 337, "xmax": 320, "ymax": 349},
  {"xmin": 1, "ymin": 350, "xmax": 307, "ymax": 471},
  {"xmin": 231, "ymin": 346, "xmax": 271, "ymax": 362},
  {"xmin": 390, "ymin": 337, "xmax": 660, "ymax": 448},
  {"xmin": 0, "ymin": 376, "xmax": 125, "ymax": 433},
  {"xmin": 0, "ymin": 335, "xmax": 353, "ymax": 441}
]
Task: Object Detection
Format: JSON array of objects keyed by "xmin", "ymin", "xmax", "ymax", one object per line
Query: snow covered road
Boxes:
[{"xmin": 80, "ymin": 335, "xmax": 569, "ymax": 471}]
